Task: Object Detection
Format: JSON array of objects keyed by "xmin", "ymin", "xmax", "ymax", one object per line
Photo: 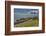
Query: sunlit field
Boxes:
[{"xmin": 14, "ymin": 17, "xmax": 39, "ymax": 27}]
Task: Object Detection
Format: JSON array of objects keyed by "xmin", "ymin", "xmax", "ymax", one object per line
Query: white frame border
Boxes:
[{"xmin": 11, "ymin": 5, "xmax": 42, "ymax": 31}]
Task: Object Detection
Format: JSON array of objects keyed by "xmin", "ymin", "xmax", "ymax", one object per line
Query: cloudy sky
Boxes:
[
  {"xmin": 14, "ymin": 8, "xmax": 39, "ymax": 14},
  {"xmin": 14, "ymin": 8, "xmax": 39, "ymax": 20}
]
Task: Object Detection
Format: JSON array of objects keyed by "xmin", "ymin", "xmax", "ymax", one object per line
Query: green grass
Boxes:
[{"xmin": 15, "ymin": 19, "xmax": 39, "ymax": 27}]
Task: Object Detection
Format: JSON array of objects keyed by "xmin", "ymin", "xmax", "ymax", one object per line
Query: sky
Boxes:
[
  {"xmin": 14, "ymin": 8, "xmax": 39, "ymax": 14},
  {"xmin": 14, "ymin": 8, "xmax": 39, "ymax": 20}
]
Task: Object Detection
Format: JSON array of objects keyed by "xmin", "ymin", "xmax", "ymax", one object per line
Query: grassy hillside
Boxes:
[{"xmin": 14, "ymin": 18, "xmax": 39, "ymax": 27}]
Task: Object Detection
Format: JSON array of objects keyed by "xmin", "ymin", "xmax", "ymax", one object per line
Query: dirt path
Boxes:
[{"xmin": 20, "ymin": 19, "xmax": 32, "ymax": 24}]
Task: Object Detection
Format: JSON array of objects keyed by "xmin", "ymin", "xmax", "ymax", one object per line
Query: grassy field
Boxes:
[{"xmin": 14, "ymin": 18, "xmax": 39, "ymax": 27}]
